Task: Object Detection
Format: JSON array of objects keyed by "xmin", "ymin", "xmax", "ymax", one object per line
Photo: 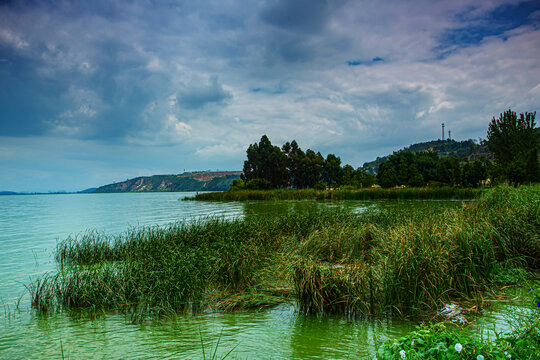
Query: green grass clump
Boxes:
[
  {"xmin": 29, "ymin": 209, "xmax": 353, "ymax": 316},
  {"xmin": 293, "ymin": 258, "xmax": 379, "ymax": 316},
  {"xmin": 189, "ymin": 187, "xmax": 481, "ymax": 201},
  {"xmin": 210, "ymin": 290, "xmax": 289, "ymax": 311},
  {"xmin": 292, "ymin": 185, "xmax": 539, "ymax": 317}
]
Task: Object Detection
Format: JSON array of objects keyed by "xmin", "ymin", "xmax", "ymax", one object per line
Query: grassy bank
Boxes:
[
  {"xmin": 188, "ymin": 187, "xmax": 481, "ymax": 201},
  {"xmin": 378, "ymin": 317, "xmax": 540, "ymax": 359},
  {"xmin": 28, "ymin": 185, "xmax": 538, "ymax": 321}
]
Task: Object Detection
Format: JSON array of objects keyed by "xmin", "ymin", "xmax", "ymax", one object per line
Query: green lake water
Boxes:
[{"xmin": 0, "ymin": 193, "xmax": 530, "ymax": 359}]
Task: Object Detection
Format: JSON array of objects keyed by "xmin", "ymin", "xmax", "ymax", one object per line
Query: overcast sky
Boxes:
[{"xmin": 1, "ymin": 0, "xmax": 539, "ymax": 192}]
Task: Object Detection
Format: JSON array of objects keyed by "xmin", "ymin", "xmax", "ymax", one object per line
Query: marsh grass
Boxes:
[
  {"xmin": 291, "ymin": 185, "xmax": 538, "ymax": 317},
  {"xmin": 28, "ymin": 185, "xmax": 539, "ymax": 320},
  {"xmin": 188, "ymin": 187, "xmax": 481, "ymax": 201},
  {"xmin": 210, "ymin": 290, "xmax": 290, "ymax": 311}
]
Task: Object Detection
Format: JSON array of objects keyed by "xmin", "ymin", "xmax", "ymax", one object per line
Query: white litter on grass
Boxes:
[{"xmin": 440, "ymin": 303, "xmax": 468, "ymax": 324}]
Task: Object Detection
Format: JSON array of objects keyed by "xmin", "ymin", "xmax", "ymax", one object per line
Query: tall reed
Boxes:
[
  {"xmin": 188, "ymin": 187, "xmax": 481, "ymax": 201},
  {"xmin": 292, "ymin": 184, "xmax": 539, "ymax": 317},
  {"xmin": 28, "ymin": 185, "xmax": 539, "ymax": 319}
]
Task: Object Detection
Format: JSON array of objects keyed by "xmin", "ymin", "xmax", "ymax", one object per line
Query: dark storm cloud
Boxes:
[
  {"xmin": 260, "ymin": 0, "xmax": 347, "ymax": 33},
  {"xmin": 177, "ymin": 77, "xmax": 232, "ymax": 110},
  {"xmin": 256, "ymin": 0, "xmax": 352, "ymax": 63},
  {"xmin": 0, "ymin": 0, "xmax": 539, "ymax": 192},
  {"xmin": 0, "ymin": 54, "xmax": 58, "ymax": 136}
]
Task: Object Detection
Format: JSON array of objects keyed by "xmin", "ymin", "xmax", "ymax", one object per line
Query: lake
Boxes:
[{"xmin": 0, "ymin": 192, "xmax": 523, "ymax": 359}]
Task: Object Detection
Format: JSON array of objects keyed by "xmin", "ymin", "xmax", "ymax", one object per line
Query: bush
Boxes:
[{"xmin": 246, "ymin": 178, "xmax": 273, "ymax": 190}]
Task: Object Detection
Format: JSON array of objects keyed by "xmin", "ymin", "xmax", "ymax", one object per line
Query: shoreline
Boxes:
[{"xmin": 188, "ymin": 187, "xmax": 483, "ymax": 201}]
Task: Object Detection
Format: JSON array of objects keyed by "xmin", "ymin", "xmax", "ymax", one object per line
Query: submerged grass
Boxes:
[{"xmin": 28, "ymin": 185, "xmax": 539, "ymax": 321}]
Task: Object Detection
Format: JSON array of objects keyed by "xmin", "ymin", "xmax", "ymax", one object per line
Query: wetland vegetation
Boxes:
[
  {"xmin": 28, "ymin": 185, "xmax": 538, "ymax": 318},
  {"xmin": 21, "ymin": 184, "xmax": 539, "ymax": 358},
  {"xmin": 190, "ymin": 186, "xmax": 481, "ymax": 201}
]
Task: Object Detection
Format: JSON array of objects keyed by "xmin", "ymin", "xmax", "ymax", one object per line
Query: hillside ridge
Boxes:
[
  {"xmin": 361, "ymin": 139, "xmax": 489, "ymax": 174},
  {"xmin": 93, "ymin": 171, "xmax": 242, "ymax": 193}
]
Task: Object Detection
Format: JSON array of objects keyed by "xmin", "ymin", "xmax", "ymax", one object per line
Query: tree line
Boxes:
[
  {"xmin": 234, "ymin": 135, "xmax": 376, "ymax": 190},
  {"xmin": 233, "ymin": 109, "xmax": 538, "ymax": 190}
]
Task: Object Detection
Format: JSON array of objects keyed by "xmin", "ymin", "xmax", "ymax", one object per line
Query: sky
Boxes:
[{"xmin": 1, "ymin": 0, "xmax": 539, "ymax": 192}]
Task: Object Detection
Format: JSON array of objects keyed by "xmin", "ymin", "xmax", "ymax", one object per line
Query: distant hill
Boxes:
[
  {"xmin": 78, "ymin": 188, "xmax": 98, "ymax": 193},
  {"xmin": 362, "ymin": 139, "xmax": 489, "ymax": 174},
  {"xmin": 93, "ymin": 171, "xmax": 242, "ymax": 193}
]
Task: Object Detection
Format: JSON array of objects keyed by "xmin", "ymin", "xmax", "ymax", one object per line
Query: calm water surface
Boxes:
[{"xmin": 0, "ymin": 193, "xmax": 525, "ymax": 359}]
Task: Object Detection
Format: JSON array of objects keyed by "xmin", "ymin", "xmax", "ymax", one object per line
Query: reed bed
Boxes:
[
  {"xmin": 28, "ymin": 185, "xmax": 539, "ymax": 320},
  {"xmin": 188, "ymin": 187, "xmax": 481, "ymax": 201}
]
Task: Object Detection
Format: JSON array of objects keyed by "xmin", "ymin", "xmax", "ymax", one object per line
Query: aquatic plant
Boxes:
[
  {"xmin": 188, "ymin": 187, "xmax": 481, "ymax": 201},
  {"xmin": 293, "ymin": 185, "xmax": 539, "ymax": 317},
  {"xmin": 27, "ymin": 185, "xmax": 539, "ymax": 320},
  {"xmin": 376, "ymin": 319, "xmax": 540, "ymax": 360},
  {"xmin": 378, "ymin": 271, "xmax": 540, "ymax": 359}
]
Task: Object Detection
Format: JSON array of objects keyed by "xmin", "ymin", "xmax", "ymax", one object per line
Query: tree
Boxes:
[
  {"xmin": 301, "ymin": 150, "xmax": 324, "ymax": 188},
  {"xmin": 462, "ymin": 160, "xmax": 486, "ymax": 188},
  {"xmin": 283, "ymin": 140, "xmax": 306, "ymax": 188},
  {"xmin": 525, "ymin": 149, "xmax": 539, "ymax": 183},
  {"xmin": 439, "ymin": 158, "xmax": 459, "ymax": 185},
  {"xmin": 487, "ymin": 109, "xmax": 538, "ymax": 183},
  {"xmin": 241, "ymin": 135, "xmax": 288, "ymax": 188},
  {"xmin": 414, "ymin": 152, "xmax": 440, "ymax": 183},
  {"xmin": 342, "ymin": 164, "xmax": 355, "ymax": 186},
  {"xmin": 378, "ymin": 162, "xmax": 398, "ymax": 188},
  {"xmin": 353, "ymin": 169, "xmax": 376, "ymax": 188},
  {"xmin": 407, "ymin": 163, "xmax": 424, "ymax": 187},
  {"xmin": 323, "ymin": 154, "xmax": 343, "ymax": 189},
  {"xmin": 229, "ymin": 179, "xmax": 246, "ymax": 191}
]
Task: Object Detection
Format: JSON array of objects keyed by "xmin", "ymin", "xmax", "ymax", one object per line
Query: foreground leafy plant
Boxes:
[
  {"xmin": 378, "ymin": 287, "xmax": 540, "ymax": 359},
  {"xmin": 377, "ymin": 320, "xmax": 539, "ymax": 360}
]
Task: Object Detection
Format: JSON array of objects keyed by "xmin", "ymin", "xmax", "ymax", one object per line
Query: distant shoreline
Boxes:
[
  {"xmin": 0, "ymin": 189, "xmax": 97, "ymax": 196},
  {"xmin": 0, "ymin": 189, "xmax": 216, "ymax": 196}
]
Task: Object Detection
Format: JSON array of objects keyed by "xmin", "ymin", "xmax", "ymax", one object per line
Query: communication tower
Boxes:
[{"xmin": 442, "ymin": 123, "xmax": 445, "ymax": 141}]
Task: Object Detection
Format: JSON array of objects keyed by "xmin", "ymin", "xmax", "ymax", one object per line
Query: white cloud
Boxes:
[
  {"xmin": 167, "ymin": 114, "xmax": 192, "ymax": 136},
  {"xmin": 1, "ymin": 0, "xmax": 539, "ymax": 190},
  {"xmin": 195, "ymin": 143, "xmax": 245, "ymax": 158},
  {"xmin": 0, "ymin": 29, "xmax": 28, "ymax": 49}
]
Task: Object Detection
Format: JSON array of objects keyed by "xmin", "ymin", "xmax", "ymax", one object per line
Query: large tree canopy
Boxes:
[
  {"xmin": 241, "ymin": 135, "xmax": 288, "ymax": 188},
  {"xmin": 241, "ymin": 136, "xmax": 334, "ymax": 189},
  {"xmin": 487, "ymin": 109, "xmax": 538, "ymax": 183}
]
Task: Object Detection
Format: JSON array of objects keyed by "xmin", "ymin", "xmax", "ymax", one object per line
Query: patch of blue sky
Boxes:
[
  {"xmin": 347, "ymin": 59, "xmax": 363, "ymax": 66},
  {"xmin": 347, "ymin": 57, "xmax": 385, "ymax": 66},
  {"xmin": 250, "ymin": 85, "xmax": 287, "ymax": 94},
  {"xmin": 434, "ymin": 0, "xmax": 540, "ymax": 59}
]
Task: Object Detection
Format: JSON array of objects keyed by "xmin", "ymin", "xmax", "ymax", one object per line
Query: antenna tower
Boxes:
[
  {"xmin": 441, "ymin": 123, "xmax": 445, "ymax": 141},
  {"xmin": 448, "ymin": 130, "xmax": 451, "ymax": 140}
]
